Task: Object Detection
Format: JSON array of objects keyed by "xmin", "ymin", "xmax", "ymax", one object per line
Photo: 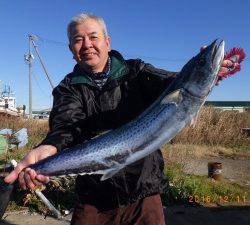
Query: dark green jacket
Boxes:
[{"xmin": 41, "ymin": 50, "xmax": 177, "ymax": 210}]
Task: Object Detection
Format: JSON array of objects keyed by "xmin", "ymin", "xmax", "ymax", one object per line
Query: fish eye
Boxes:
[{"xmin": 198, "ymin": 58, "xmax": 206, "ymax": 67}]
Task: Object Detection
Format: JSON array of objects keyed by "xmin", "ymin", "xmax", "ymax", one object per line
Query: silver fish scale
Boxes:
[
  {"xmin": 32, "ymin": 101, "xmax": 177, "ymax": 176},
  {"xmin": 70, "ymin": 103, "xmax": 174, "ymax": 164}
]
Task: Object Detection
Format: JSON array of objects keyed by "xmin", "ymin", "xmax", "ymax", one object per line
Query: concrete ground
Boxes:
[{"xmin": 1, "ymin": 205, "xmax": 250, "ymax": 225}]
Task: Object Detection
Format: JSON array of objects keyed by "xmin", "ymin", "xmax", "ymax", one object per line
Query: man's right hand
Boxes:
[{"xmin": 4, "ymin": 145, "xmax": 57, "ymax": 190}]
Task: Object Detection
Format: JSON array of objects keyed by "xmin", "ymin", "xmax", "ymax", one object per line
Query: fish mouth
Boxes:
[{"xmin": 211, "ymin": 39, "xmax": 225, "ymax": 69}]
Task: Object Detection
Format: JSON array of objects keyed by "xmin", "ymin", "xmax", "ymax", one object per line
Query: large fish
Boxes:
[
  {"xmin": 0, "ymin": 39, "xmax": 224, "ymax": 218},
  {"xmin": 28, "ymin": 39, "xmax": 225, "ymax": 180}
]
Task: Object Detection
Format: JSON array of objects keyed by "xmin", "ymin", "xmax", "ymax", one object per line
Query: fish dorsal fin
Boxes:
[{"xmin": 161, "ymin": 89, "xmax": 183, "ymax": 105}]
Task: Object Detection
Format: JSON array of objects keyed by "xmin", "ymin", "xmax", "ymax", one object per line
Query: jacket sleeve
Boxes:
[
  {"xmin": 137, "ymin": 61, "xmax": 179, "ymax": 104},
  {"xmin": 39, "ymin": 76, "xmax": 87, "ymax": 151}
]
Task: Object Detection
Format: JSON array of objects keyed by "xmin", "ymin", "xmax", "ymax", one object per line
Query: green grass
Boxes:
[
  {"xmin": 232, "ymin": 145, "xmax": 250, "ymax": 154},
  {"xmin": 5, "ymin": 179, "xmax": 76, "ymax": 214},
  {"xmin": 161, "ymin": 162, "xmax": 249, "ymax": 206},
  {"xmin": 5, "ymin": 162, "xmax": 250, "ymax": 214}
]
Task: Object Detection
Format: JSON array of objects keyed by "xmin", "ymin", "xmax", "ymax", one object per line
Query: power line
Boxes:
[
  {"xmin": 35, "ymin": 35, "xmax": 67, "ymax": 46},
  {"xmin": 34, "ymin": 34, "xmax": 249, "ymax": 62},
  {"xmin": 30, "ymin": 35, "xmax": 54, "ymax": 89},
  {"xmin": 32, "ymin": 71, "xmax": 51, "ymax": 98},
  {"xmin": 33, "ymin": 35, "xmax": 189, "ymax": 62}
]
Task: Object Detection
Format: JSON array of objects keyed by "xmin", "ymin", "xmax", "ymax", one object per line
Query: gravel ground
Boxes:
[{"xmin": 179, "ymin": 155, "xmax": 250, "ymax": 186}]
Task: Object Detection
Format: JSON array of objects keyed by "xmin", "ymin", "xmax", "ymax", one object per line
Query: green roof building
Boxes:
[{"xmin": 205, "ymin": 101, "xmax": 250, "ymax": 112}]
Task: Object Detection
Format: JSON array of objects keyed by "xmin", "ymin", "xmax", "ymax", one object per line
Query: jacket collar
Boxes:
[{"xmin": 70, "ymin": 50, "xmax": 129, "ymax": 86}]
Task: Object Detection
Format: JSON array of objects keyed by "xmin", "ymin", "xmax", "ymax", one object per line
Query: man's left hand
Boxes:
[{"xmin": 216, "ymin": 59, "xmax": 235, "ymax": 85}]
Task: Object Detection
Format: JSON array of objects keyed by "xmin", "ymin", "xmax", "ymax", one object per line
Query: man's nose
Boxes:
[{"xmin": 81, "ymin": 37, "xmax": 93, "ymax": 49}]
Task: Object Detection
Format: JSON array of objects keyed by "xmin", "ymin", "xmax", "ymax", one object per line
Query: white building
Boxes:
[{"xmin": 205, "ymin": 101, "xmax": 250, "ymax": 113}]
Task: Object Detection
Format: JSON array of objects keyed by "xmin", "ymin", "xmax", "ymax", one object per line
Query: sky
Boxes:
[{"xmin": 0, "ymin": 0, "xmax": 249, "ymax": 110}]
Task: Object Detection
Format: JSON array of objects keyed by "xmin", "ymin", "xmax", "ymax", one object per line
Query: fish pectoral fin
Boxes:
[
  {"xmin": 161, "ymin": 89, "xmax": 183, "ymax": 105},
  {"xmin": 190, "ymin": 109, "xmax": 201, "ymax": 128},
  {"xmin": 190, "ymin": 115, "xmax": 198, "ymax": 127},
  {"xmin": 100, "ymin": 164, "xmax": 124, "ymax": 181}
]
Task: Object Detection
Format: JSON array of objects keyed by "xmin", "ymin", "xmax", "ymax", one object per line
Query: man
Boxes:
[{"xmin": 5, "ymin": 13, "xmax": 234, "ymax": 225}]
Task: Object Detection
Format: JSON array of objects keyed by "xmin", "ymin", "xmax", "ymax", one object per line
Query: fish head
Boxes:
[{"xmin": 179, "ymin": 39, "xmax": 225, "ymax": 99}]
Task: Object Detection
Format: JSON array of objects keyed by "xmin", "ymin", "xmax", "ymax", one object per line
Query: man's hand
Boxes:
[
  {"xmin": 218, "ymin": 59, "xmax": 234, "ymax": 76},
  {"xmin": 4, "ymin": 145, "xmax": 57, "ymax": 190},
  {"xmin": 216, "ymin": 59, "xmax": 235, "ymax": 85}
]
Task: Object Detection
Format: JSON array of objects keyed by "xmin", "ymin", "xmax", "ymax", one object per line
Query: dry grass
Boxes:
[
  {"xmin": 0, "ymin": 107, "xmax": 249, "ymax": 160},
  {"xmin": 0, "ymin": 115, "xmax": 49, "ymax": 160},
  {"xmin": 0, "ymin": 115, "xmax": 48, "ymax": 138},
  {"xmin": 172, "ymin": 107, "xmax": 250, "ymax": 147},
  {"xmin": 162, "ymin": 143, "xmax": 236, "ymax": 161}
]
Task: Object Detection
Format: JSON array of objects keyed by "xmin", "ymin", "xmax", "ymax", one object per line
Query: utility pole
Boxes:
[
  {"xmin": 24, "ymin": 35, "xmax": 34, "ymax": 118},
  {"xmin": 24, "ymin": 34, "xmax": 54, "ymax": 118}
]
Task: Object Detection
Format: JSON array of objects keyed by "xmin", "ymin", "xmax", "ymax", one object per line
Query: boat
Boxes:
[{"xmin": 0, "ymin": 84, "xmax": 20, "ymax": 117}]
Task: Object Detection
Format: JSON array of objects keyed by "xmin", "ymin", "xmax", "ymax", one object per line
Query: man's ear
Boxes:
[{"xmin": 106, "ymin": 36, "xmax": 111, "ymax": 51}]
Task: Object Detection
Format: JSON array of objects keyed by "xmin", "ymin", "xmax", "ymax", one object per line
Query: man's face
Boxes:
[{"xmin": 69, "ymin": 19, "xmax": 111, "ymax": 73}]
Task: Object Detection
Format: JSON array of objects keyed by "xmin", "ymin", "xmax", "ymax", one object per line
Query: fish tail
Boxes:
[{"xmin": 0, "ymin": 177, "xmax": 14, "ymax": 219}]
